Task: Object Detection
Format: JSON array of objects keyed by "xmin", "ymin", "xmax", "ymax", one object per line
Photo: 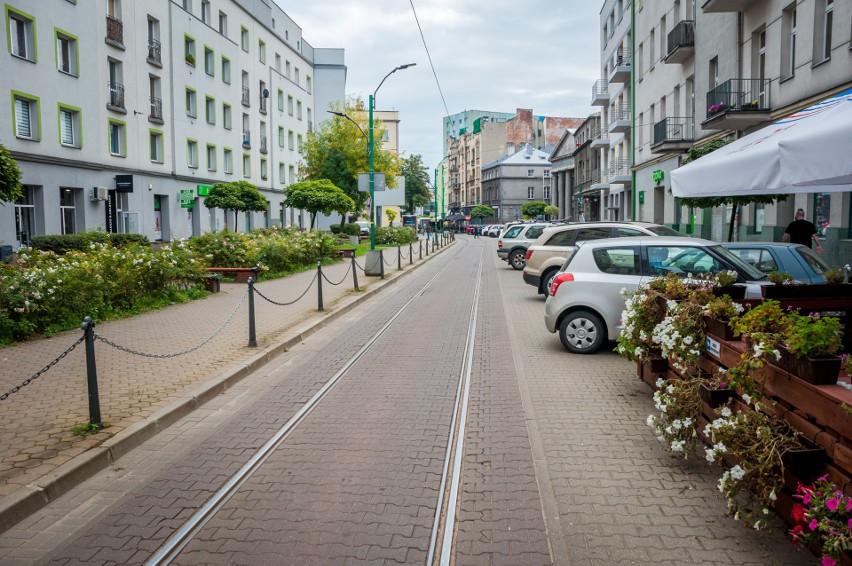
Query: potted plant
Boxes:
[
  {"xmin": 703, "ymin": 294, "xmax": 744, "ymax": 341},
  {"xmin": 790, "ymin": 476, "xmax": 852, "ymax": 565},
  {"xmin": 781, "ymin": 311, "xmax": 843, "ymax": 384},
  {"xmin": 647, "ymin": 376, "xmax": 704, "ymax": 457},
  {"xmin": 698, "ymin": 369, "xmax": 733, "ymax": 409},
  {"xmin": 203, "ymin": 272, "xmax": 222, "ymax": 293},
  {"xmin": 710, "ymin": 270, "xmax": 746, "ymax": 300}
]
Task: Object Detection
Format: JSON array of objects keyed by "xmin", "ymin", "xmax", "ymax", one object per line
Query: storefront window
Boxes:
[
  {"xmin": 812, "ymin": 193, "xmax": 830, "ymax": 238},
  {"xmin": 753, "ymin": 203, "xmax": 764, "ymax": 234}
]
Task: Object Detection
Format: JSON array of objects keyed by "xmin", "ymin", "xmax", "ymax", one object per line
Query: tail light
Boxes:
[
  {"xmin": 525, "ymin": 249, "xmax": 533, "ymax": 261},
  {"xmin": 550, "ymin": 273, "xmax": 574, "ymax": 296}
]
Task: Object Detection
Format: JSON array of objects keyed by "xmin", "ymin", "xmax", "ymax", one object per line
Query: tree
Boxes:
[
  {"xmin": 0, "ymin": 144, "xmax": 22, "ymax": 204},
  {"xmin": 385, "ymin": 209, "xmax": 397, "ymax": 225},
  {"xmin": 401, "ymin": 154, "xmax": 432, "ymax": 214},
  {"xmin": 544, "ymin": 205, "xmax": 560, "ymax": 220},
  {"xmin": 521, "ymin": 201, "xmax": 548, "ymax": 219},
  {"xmin": 283, "ymin": 179, "xmax": 355, "ymax": 230},
  {"xmin": 204, "ymin": 181, "xmax": 268, "ymax": 231},
  {"xmin": 300, "ymin": 98, "xmax": 402, "ymax": 227},
  {"xmin": 470, "ymin": 205, "xmax": 494, "ymax": 222}
]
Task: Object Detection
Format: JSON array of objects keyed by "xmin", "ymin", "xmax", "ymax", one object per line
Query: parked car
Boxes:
[
  {"xmin": 497, "ymin": 223, "xmax": 553, "ymax": 269},
  {"xmin": 355, "ymin": 221, "xmax": 370, "ymax": 236},
  {"xmin": 544, "ymin": 236, "xmax": 767, "ymax": 354},
  {"xmin": 523, "ymin": 222, "xmax": 683, "ymax": 295},
  {"xmin": 485, "ymin": 224, "xmax": 504, "ymax": 237},
  {"xmin": 721, "ymin": 242, "xmax": 833, "ymax": 284}
]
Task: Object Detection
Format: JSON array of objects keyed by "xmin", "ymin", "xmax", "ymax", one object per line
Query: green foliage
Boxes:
[
  {"xmin": 402, "ymin": 154, "xmax": 433, "ymax": 213},
  {"xmin": 71, "ymin": 422, "xmax": 108, "ymax": 436},
  {"xmin": 203, "ymin": 181, "xmax": 267, "ymax": 231},
  {"xmin": 0, "ymin": 144, "xmax": 22, "ymax": 204},
  {"xmin": 521, "ymin": 201, "xmax": 547, "ymax": 219},
  {"xmin": 470, "ymin": 205, "xmax": 494, "ymax": 219},
  {"xmin": 544, "ymin": 205, "xmax": 560, "ymax": 220},
  {"xmin": 732, "ymin": 300, "xmax": 788, "ymax": 337},
  {"xmin": 342, "ymin": 223, "xmax": 361, "ymax": 236},
  {"xmin": 376, "ymin": 226, "xmax": 417, "ymax": 246},
  {"xmin": 329, "ymin": 224, "xmax": 342, "ymax": 234},
  {"xmin": 283, "ymin": 179, "xmax": 355, "ymax": 230},
  {"xmin": 783, "ymin": 311, "xmax": 843, "ymax": 358},
  {"xmin": 385, "ymin": 209, "xmax": 397, "ymax": 224},
  {"xmin": 30, "ymin": 231, "xmax": 149, "ymax": 254}
]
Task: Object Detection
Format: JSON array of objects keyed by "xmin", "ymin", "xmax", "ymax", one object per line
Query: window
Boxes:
[
  {"xmin": 260, "ymin": 158, "xmax": 267, "ymax": 180},
  {"xmin": 218, "ymin": 11, "xmax": 227, "ymax": 35},
  {"xmin": 727, "ymin": 248, "xmax": 778, "ymax": 272},
  {"xmin": 818, "ymin": 0, "xmax": 834, "ymax": 61},
  {"xmin": 781, "ymin": 4, "xmax": 797, "ymax": 80},
  {"xmin": 204, "ymin": 47, "xmax": 214, "ymax": 75},
  {"xmin": 185, "ymin": 88, "xmax": 197, "ymax": 117},
  {"xmin": 13, "ymin": 93, "xmax": 40, "ymax": 140},
  {"xmin": 593, "ymin": 247, "xmax": 640, "ymax": 276},
  {"xmin": 545, "ymin": 229, "xmax": 576, "ymax": 246},
  {"xmin": 205, "ymin": 96, "xmax": 215, "ymax": 124},
  {"xmin": 149, "ymin": 75, "xmax": 162, "ymax": 120},
  {"xmin": 289, "ymin": 165, "xmax": 295, "ymax": 184},
  {"xmin": 187, "ymin": 139, "xmax": 198, "ymax": 168},
  {"xmin": 647, "ymin": 245, "xmax": 725, "ymax": 276},
  {"xmin": 297, "ymin": 134, "xmax": 302, "ymax": 152},
  {"xmin": 108, "ymin": 59, "xmax": 124, "ymax": 109},
  {"xmin": 7, "ymin": 7, "xmax": 36, "ymax": 62},
  {"xmin": 287, "ymin": 95, "xmax": 294, "ymax": 115},
  {"xmin": 295, "ymin": 67, "xmax": 300, "ymax": 85},
  {"xmin": 149, "ymin": 129, "xmax": 163, "ymax": 163},
  {"xmin": 259, "ymin": 80, "xmax": 267, "ymax": 113},
  {"xmin": 206, "ymin": 144, "xmax": 216, "ymax": 171},
  {"xmin": 306, "ymin": 76, "xmax": 311, "ymax": 94},
  {"xmin": 274, "ymin": 53, "xmax": 281, "ymax": 72},
  {"xmin": 258, "ymin": 39, "xmax": 265, "ymax": 63},
  {"xmin": 527, "ymin": 187, "xmax": 535, "ymax": 199},
  {"xmin": 813, "ymin": 192, "xmax": 831, "ymax": 237},
  {"xmin": 147, "ymin": 17, "xmax": 161, "ymax": 63},
  {"xmin": 240, "ymin": 26, "xmax": 248, "ymax": 52},
  {"xmin": 222, "ymin": 56, "xmax": 231, "ymax": 83},
  {"xmin": 58, "ymin": 105, "xmax": 81, "ymax": 147},
  {"xmin": 108, "ymin": 119, "xmax": 125, "ymax": 156},
  {"xmin": 576, "ymin": 227, "xmax": 613, "ymax": 242},
  {"xmin": 525, "ymin": 226, "xmax": 546, "ymax": 239},
  {"xmin": 527, "ymin": 169, "xmax": 534, "ymax": 177},
  {"xmin": 296, "ymin": 100, "xmax": 302, "ymax": 120},
  {"xmin": 544, "ymin": 170, "xmax": 551, "ymax": 178},
  {"xmin": 279, "ymin": 162, "xmax": 285, "ymax": 183},
  {"xmin": 243, "ymin": 154, "xmax": 251, "ymax": 177},
  {"xmin": 709, "ymin": 56, "xmax": 719, "ymax": 89},
  {"xmin": 616, "ymin": 227, "xmax": 644, "ymax": 237},
  {"xmin": 184, "ymin": 35, "xmax": 195, "ymax": 65},
  {"xmin": 242, "ymin": 113, "xmax": 250, "ymax": 147},
  {"xmin": 649, "ymin": 29, "xmax": 656, "ymax": 66},
  {"xmin": 224, "ymin": 147, "xmax": 233, "ymax": 174},
  {"xmin": 285, "ymin": 60, "xmax": 291, "ymax": 78},
  {"xmin": 14, "ymin": 186, "xmax": 36, "ymax": 248},
  {"xmin": 543, "ymin": 186, "xmax": 551, "ymax": 200},
  {"xmin": 223, "ymin": 103, "xmax": 232, "ymax": 129},
  {"xmin": 182, "ymin": 0, "xmax": 191, "ymax": 12},
  {"xmin": 56, "ymin": 30, "xmax": 78, "ymax": 76},
  {"xmin": 201, "ymin": 0, "xmax": 210, "ymax": 25},
  {"xmin": 60, "ymin": 188, "xmax": 76, "ymax": 234},
  {"xmin": 636, "ymin": 42, "xmax": 643, "ymax": 77},
  {"xmin": 288, "ymin": 130, "xmax": 294, "ymax": 150},
  {"xmin": 278, "ymin": 126, "xmax": 284, "ymax": 147},
  {"xmin": 659, "ymin": 16, "xmax": 666, "ymax": 58},
  {"xmin": 277, "ymin": 89, "xmax": 284, "ymax": 111}
]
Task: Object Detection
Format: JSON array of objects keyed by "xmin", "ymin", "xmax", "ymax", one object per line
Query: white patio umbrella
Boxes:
[{"xmin": 671, "ymin": 87, "xmax": 852, "ymax": 198}]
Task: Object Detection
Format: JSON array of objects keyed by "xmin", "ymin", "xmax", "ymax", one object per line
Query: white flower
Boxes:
[
  {"xmin": 667, "ymin": 385, "xmax": 674, "ymax": 394},
  {"xmin": 655, "ymin": 378, "xmax": 665, "ymax": 388},
  {"xmin": 729, "ymin": 465, "xmax": 745, "ymax": 481},
  {"xmin": 684, "ymin": 336, "xmax": 694, "ymax": 345},
  {"xmin": 646, "ymin": 415, "xmax": 655, "ymax": 427},
  {"xmin": 666, "ymin": 299, "xmax": 677, "ymax": 311},
  {"xmin": 713, "ymin": 442, "xmax": 727, "ymax": 454},
  {"xmin": 659, "ymin": 404, "xmax": 667, "ymax": 413},
  {"xmin": 683, "ymin": 418, "xmax": 692, "ymax": 427},
  {"xmin": 733, "ymin": 302, "xmax": 744, "ymax": 314},
  {"xmin": 720, "ymin": 407, "xmax": 732, "ymax": 418},
  {"xmin": 705, "ymin": 449, "xmax": 716, "ymax": 463},
  {"xmin": 672, "ymin": 420, "xmax": 682, "ymax": 430},
  {"xmin": 671, "ymin": 440, "xmax": 685, "ymax": 452},
  {"xmin": 742, "ymin": 394, "xmax": 752, "ymax": 405},
  {"xmin": 773, "ymin": 349, "xmax": 781, "ymax": 361},
  {"xmin": 769, "ymin": 490, "xmax": 777, "ymax": 501}
]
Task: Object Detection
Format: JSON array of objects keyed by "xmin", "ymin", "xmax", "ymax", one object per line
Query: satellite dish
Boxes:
[{"xmin": 262, "ymin": 88, "xmax": 270, "ymax": 98}]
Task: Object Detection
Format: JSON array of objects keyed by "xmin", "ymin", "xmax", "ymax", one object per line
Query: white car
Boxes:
[
  {"xmin": 355, "ymin": 221, "xmax": 370, "ymax": 236},
  {"xmin": 485, "ymin": 224, "xmax": 504, "ymax": 237},
  {"xmin": 543, "ymin": 236, "xmax": 767, "ymax": 354}
]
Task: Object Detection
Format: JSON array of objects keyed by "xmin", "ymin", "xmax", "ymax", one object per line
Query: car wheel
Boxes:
[
  {"xmin": 509, "ymin": 249, "xmax": 526, "ymax": 270},
  {"xmin": 558, "ymin": 311, "xmax": 605, "ymax": 354},
  {"xmin": 540, "ymin": 268, "xmax": 558, "ymax": 295}
]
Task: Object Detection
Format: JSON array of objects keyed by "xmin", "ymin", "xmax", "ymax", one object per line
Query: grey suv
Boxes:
[{"xmin": 497, "ymin": 223, "xmax": 552, "ymax": 270}]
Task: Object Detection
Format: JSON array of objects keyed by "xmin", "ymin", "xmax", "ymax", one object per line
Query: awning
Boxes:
[
  {"xmin": 671, "ymin": 87, "xmax": 852, "ymax": 197},
  {"xmin": 445, "ymin": 213, "xmax": 466, "ymax": 221}
]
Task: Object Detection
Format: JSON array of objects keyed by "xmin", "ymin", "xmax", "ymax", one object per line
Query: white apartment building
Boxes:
[{"xmin": 1, "ymin": 0, "xmax": 346, "ymax": 250}]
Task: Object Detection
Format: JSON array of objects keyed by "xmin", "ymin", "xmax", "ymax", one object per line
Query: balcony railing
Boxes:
[
  {"xmin": 609, "ymin": 158, "xmax": 630, "ymax": 178},
  {"xmin": 652, "ymin": 116, "xmax": 694, "ymax": 147},
  {"xmin": 610, "ymin": 103, "xmax": 631, "ymax": 123},
  {"xmin": 241, "ymin": 87, "xmax": 250, "ymax": 106},
  {"xmin": 108, "ymin": 82, "xmax": 125, "ymax": 109},
  {"xmin": 259, "ymin": 135, "xmax": 268, "ymax": 154},
  {"xmin": 147, "ymin": 37, "xmax": 161, "ymax": 64},
  {"xmin": 149, "ymin": 96, "xmax": 163, "ymax": 121},
  {"xmin": 106, "ymin": 15, "xmax": 123, "ymax": 45},
  {"xmin": 666, "ymin": 20, "xmax": 695, "ymax": 61},
  {"xmin": 705, "ymin": 78, "xmax": 771, "ymax": 119},
  {"xmin": 592, "ymin": 79, "xmax": 609, "ymax": 105},
  {"xmin": 609, "ymin": 48, "xmax": 631, "ymax": 76},
  {"xmin": 242, "ymin": 130, "xmax": 251, "ymax": 148}
]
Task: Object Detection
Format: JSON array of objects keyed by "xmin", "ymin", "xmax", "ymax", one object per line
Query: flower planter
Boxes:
[
  {"xmin": 761, "ymin": 284, "xmax": 834, "ymax": 300},
  {"xmin": 643, "ymin": 357, "xmax": 668, "ymax": 375},
  {"xmin": 712, "ymin": 285, "xmax": 746, "ymax": 300},
  {"xmin": 703, "ymin": 316, "xmax": 736, "ymax": 341},
  {"xmin": 788, "ymin": 354, "xmax": 842, "ymax": 385},
  {"xmin": 339, "ymin": 248, "xmax": 355, "ymax": 259},
  {"xmin": 204, "ymin": 277, "xmax": 221, "ymax": 293},
  {"xmin": 781, "ymin": 438, "xmax": 826, "ymax": 481},
  {"xmin": 698, "ymin": 383, "xmax": 732, "ymax": 408}
]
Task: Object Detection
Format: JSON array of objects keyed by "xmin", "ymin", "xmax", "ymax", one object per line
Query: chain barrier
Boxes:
[
  {"xmin": 0, "ymin": 336, "xmax": 85, "ymax": 401},
  {"xmin": 382, "ymin": 252, "xmax": 395, "ymax": 266},
  {"xmin": 399, "ymin": 249, "xmax": 409, "ymax": 260},
  {"xmin": 254, "ymin": 274, "xmax": 316, "ymax": 306},
  {"xmin": 321, "ymin": 261, "xmax": 353, "ymax": 286},
  {"xmin": 94, "ymin": 290, "xmax": 248, "ymax": 358},
  {"xmin": 353, "ymin": 258, "xmax": 367, "ymax": 272}
]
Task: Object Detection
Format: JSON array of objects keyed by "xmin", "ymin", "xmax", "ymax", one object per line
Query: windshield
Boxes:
[
  {"xmin": 711, "ymin": 245, "xmax": 766, "ymax": 280},
  {"xmin": 647, "ymin": 225, "xmax": 683, "ymax": 237}
]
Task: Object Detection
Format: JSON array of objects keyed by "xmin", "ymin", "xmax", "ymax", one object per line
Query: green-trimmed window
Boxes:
[
  {"xmin": 205, "ymin": 95, "xmax": 215, "ymax": 124},
  {"xmin": 258, "ymin": 39, "xmax": 265, "ymax": 63},
  {"xmin": 278, "ymin": 162, "xmax": 285, "ymax": 184},
  {"xmin": 187, "ymin": 139, "xmax": 198, "ymax": 168},
  {"xmin": 278, "ymin": 126, "xmax": 284, "ymax": 147},
  {"xmin": 7, "ymin": 6, "xmax": 37, "ymax": 62},
  {"xmin": 240, "ymin": 26, "xmax": 248, "ymax": 52},
  {"xmin": 206, "ymin": 143, "xmax": 216, "ymax": 171},
  {"xmin": 204, "ymin": 46, "xmax": 214, "ymax": 75},
  {"xmin": 221, "ymin": 56, "xmax": 231, "ymax": 83},
  {"xmin": 288, "ymin": 130, "xmax": 294, "ymax": 150},
  {"xmin": 223, "ymin": 102, "xmax": 232, "ymax": 129},
  {"xmin": 287, "ymin": 94, "xmax": 293, "ymax": 116},
  {"xmin": 55, "ymin": 28, "xmax": 78, "ymax": 76},
  {"xmin": 58, "ymin": 104, "xmax": 81, "ymax": 148},
  {"xmin": 149, "ymin": 129, "xmax": 163, "ymax": 163},
  {"xmin": 184, "ymin": 34, "xmax": 195, "ymax": 65},
  {"xmin": 277, "ymin": 89, "xmax": 284, "ymax": 112},
  {"xmin": 185, "ymin": 87, "xmax": 197, "ymax": 117},
  {"xmin": 260, "ymin": 157, "xmax": 267, "ymax": 180},
  {"xmin": 108, "ymin": 118, "xmax": 126, "ymax": 156},
  {"xmin": 242, "ymin": 154, "xmax": 251, "ymax": 177},
  {"xmin": 12, "ymin": 91, "xmax": 40, "ymax": 140},
  {"xmin": 223, "ymin": 147, "xmax": 233, "ymax": 174}
]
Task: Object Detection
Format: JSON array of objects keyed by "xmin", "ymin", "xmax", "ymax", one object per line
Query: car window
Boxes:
[
  {"xmin": 525, "ymin": 225, "xmax": 546, "ymax": 240},
  {"xmin": 593, "ymin": 247, "xmax": 640, "ymax": 275},
  {"xmin": 795, "ymin": 246, "xmax": 829, "ymax": 275},
  {"xmin": 728, "ymin": 248, "xmax": 778, "ymax": 273},
  {"xmin": 575, "ymin": 227, "xmax": 612, "ymax": 242},
  {"xmin": 648, "ymin": 245, "xmax": 725, "ymax": 276},
  {"xmin": 504, "ymin": 226, "xmax": 523, "ymax": 239},
  {"xmin": 545, "ymin": 229, "xmax": 576, "ymax": 246},
  {"xmin": 646, "ymin": 225, "xmax": 682, "ymax": 236},
  {"xmin": 616, "ymin": 227, "xmax": 644, "ymax": 237},
  {"xmin": 711, "ymin": 245, "xmax": 766, "ymax": 280}
]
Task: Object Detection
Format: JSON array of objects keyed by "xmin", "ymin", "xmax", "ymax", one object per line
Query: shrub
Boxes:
[
  {"xmin": 343, "ymin": 223, "xmax": 361, "ymax": 237},
  {"xmin": 376, "ymin": 226, "xmax": 416, "ymax": 246},
  {"xmin": 29, "ymin": 231, "xmax": 150, "ymax": 253},
  {"xmin": 329, "ymin": 224, "xmax": 342, "ymax": 234}
]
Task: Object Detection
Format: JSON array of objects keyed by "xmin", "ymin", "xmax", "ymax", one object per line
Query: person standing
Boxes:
[{"xmin": 782, "ymin": 208, "xmax": 823, "ymax": 253}]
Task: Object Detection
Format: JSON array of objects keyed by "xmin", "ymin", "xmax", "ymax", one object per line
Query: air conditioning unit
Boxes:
[{"xmin": 90, "ymin": 186, "xmax": 109, "ymax": 201}]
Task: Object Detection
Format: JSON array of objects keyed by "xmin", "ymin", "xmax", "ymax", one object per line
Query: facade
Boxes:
[
  {"xmin": 548, "ymin": 129, "xmax": 577, "ymax": 220},
  {"xmin": 442, "ymin": 109, "xmax": 514, "ymax": 155},
  {"xmin": 571, "ymin": 114, "xmax": 604, "ymax": 221},
  {"xmin": 481, "ymin": 144, "xmax": 552, "ymax": 222},
  {"xmin": 628, "ymin": 0, "xmax": 852, "ymax": 265},
  {"xmin": 1, "ymin": 0, "xmax": 346, "ymax": 250}
]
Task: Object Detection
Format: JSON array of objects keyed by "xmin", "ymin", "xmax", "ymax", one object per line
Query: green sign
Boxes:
[
  {"xmin": 197, "ymin": 184, "xmax": 213, "ymax": 196},
  {"xmin": 180, "ymin": 189, "xmax": 194, "ymax": 209},
  {"xmin": 652, "ymin": 169, "xmax": 664, "ymax": 184},
  {"xmin": 638, "ymin": 190, "xmax": 645, "ymax": 205}
]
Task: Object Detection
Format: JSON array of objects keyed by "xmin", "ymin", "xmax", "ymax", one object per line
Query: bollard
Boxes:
[
  {"xmin": 247, "ymin": 278, "xmax": 258, "ymax": 347},
  {"xmin": 425, "ymin": 239, "xmax": 429, "ymax": 256},
  {"xmin": 317, "ymin": 261, "xmax": 324, "ymax": 312},
  {"xmin": 380, "ymin": 249, "xmax": 385, "ymax": 279},
  {"xmin": 397, "ymin": 245, "xmax": 402, "ymax": 271},
  {"xmin": 81, "ymin": 317, "xmax": 103, "ymax": 428},
  {"xmin": 419, "ymin": 240, "xmax": 423, "ymax": 259},
  {"xmin": 351, "ymin": 255, "xmax": 359, "ymax": 291},
  {"xmin": 409, "ymin": 242, "xmax": 413, "ymax": 265}
]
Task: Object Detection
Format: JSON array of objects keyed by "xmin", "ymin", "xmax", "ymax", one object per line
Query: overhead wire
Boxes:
[{"xmin": 408, "ymin": 0, "xmax": 450, "ymax": 117}]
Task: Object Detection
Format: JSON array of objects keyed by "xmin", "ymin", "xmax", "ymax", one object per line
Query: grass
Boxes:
[{"xmin": 70, "ymin": 421, "xmax": 110, "ymax": 436}]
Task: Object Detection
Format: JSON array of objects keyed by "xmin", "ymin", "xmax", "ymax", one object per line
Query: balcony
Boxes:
[
  {"xmin": 241, "ymin": 87, "xmax": 250, "ymax": 106},
  {"xmin": 259, "ymin": 135, "xmax": 268, "ymax": 154},
  {"xmin": 147, "ymin": 38, "xmax": 161, "ymax": 66},
  {"xmin": 702, "ymin": 78, "xmax": 771, "ymax": 130},
  {"xmin": 242, "ymin": 130, "xmax": 251, "ymax": 149},
  {"xmin": 590, "ymin": 169, "xmax": 608, "ymax": 190},
  {"xmin": 149, "ymin": 96, "xmax": 163, "ymax": 123},
  {"xmin": 590, "ymin": 130, "xmax": 609, "ymax": 149},
  {"xmin": 608, "ymin": 48, "xmax": 631, "ymax": 84},
  {"xmin": 701, "ymin": 0, "xmax": 761, "ymax": 13},
  {"xmin": 107, "ymin": 82, "xmax": 125, "ymax": 112},
  {"xmin": 608, "ymin": 158, "xmax": 632, "ymax": 186},
  {"xmin": 592, "ymin": 79, "xmax": 609, "ymax": 106},
  {"xmin": 651, "ymin": 117, "xmax": 694, "ymax": 153},
  {"xmin": 105, "ymin": 15, "xmax": 123, "ymax": 47},
  {"xmin": 664, "ymin": 20, "xmax": 694, "ymax": 64},
  {"xmin": 608, "ymin": 104, "xmax": 631, "ymax": 133}
]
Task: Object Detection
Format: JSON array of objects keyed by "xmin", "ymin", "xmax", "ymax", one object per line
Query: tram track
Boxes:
[{"xmin": 145, "ymin": 240, "xmax": 484, "ymax": 566}]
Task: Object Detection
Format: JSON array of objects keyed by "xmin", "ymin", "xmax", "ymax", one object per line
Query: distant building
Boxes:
[
  {"xmin": 548, "ymin": 129, "xmax": 577, "ymax": 220},
  {"xmin": 481, "ymin": 144, "xmax": 552, "ymax": 222},
  {"xmin": 442, "ymin": 109, "xmax": 515, "ymax": 154}
]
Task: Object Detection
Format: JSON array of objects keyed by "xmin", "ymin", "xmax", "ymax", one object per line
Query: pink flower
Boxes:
[
  {"xmin": 825, "ymin": 498, "xmax": 839, "ymax": 511},
  {"xmin": 846, "ymin": 500, "xmax": 852, "ymax": 512},
  {"xmin": 809, "ymin": 519, "xmax": 819, "ymax": 531},
  {"xmin": 820, "ymin": 557, "xmax": 836, "ymax": 566},
  {"xmin": 848, "ymin": 518, "xmax": 852, "ymax": 530},
  {"xmin": 803, "ymin": 492, "xmax": 812, "ymax": 504}
]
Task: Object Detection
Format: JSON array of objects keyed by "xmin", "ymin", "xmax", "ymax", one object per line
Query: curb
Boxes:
[{"xmin": 0, "ymin": 239, "xmax": 457, "ymax": 533}]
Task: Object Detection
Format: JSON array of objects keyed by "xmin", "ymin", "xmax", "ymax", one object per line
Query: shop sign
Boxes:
[
  {"xmin": 180, "ymin": 189, "xmax": 194, "ymax": 209},
  {"xmin": 197, "ymin": 184, "xmax": 213, "ymax": 196},
  {"xmin": 652, "ymin": 169, "xmax": 665, "ymax": 185}
]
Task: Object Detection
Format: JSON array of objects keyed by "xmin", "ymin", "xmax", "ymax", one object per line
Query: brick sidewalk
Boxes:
[{"xmin": 0, "ymin": 239, "xmax": 449, "ymax": 514}]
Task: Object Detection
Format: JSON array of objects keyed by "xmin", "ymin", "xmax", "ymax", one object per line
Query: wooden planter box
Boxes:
[
  {"xmin": 713, "ymin": 285, "xmax": 746, "ymax": 300},
  {"xmin": 781, "ymin": 438, "xmax": 827, "ymax": 482},
  {"xmin": 762, "ymin": 284, "xmax": 852, "ymax": 300},
  {"xmin": 704, "ymin": 316, "xmax": 736, "ymax": 342},
  {"xmin": 204, "ymin": 277, "xmax": 221, "ymax": 293},
  {"xmin": 786, "ymin": 354, "xmax": 842, "ymax": 385},
  {"xmin": 698, "ymin": 383, "xmax": 732, "ymax": 408}
]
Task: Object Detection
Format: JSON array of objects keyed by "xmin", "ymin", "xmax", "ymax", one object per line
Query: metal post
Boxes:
[
  {"xmin": 426, "ymin": 239, "xmax": 429, "ymax": 256},
  {"xmin": 409, "ymin": 243, "xmax": 413, "ymax": 265},
  {"xmin": 397, "ymin": 245, "xmax": 402, "ymax": 271},
  {"xmin": 419, "ymin": 240, "xmax": 422, "ymax": 260},
  {"xmin": 248, "ymin": 278, "xmax": 257, "ymax": 347},
  {"xmin": 317, "ymin": 261, "xmax": 324, "ymax": 312},
  {"xmin": 351, "ymin": 255, "xmax": 359, "ymax": 291},
  {"xmin": 369, "ymin": 94, "xmax": 376, "ymax": 251},
  {"xmin": 380, "ymin": 249, "xmax": 385, "ymax": 279},
  {"xmin": 81, "ymin": 317, "xmax": 102, "ymax": 428}
]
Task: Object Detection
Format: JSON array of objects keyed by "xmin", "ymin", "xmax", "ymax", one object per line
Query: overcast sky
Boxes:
[{"xmin": 281, "ymin": 1, "xmax": 601, "ymax": 175}]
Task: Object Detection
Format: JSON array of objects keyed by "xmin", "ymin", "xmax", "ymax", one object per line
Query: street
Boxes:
[{"xmin": 0, "ymin": 236, "xmax": 810, "ymax": 565}]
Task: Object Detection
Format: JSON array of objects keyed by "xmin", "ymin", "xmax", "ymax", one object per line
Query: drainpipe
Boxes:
[{"xmin": 630, "ymin": 0, "xmax": 636, "ymax": 221}]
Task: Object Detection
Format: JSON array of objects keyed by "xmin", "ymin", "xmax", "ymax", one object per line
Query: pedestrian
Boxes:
[
  {"xmin": 473, "ymin": 225, "xmax": 479, "ymax": 239},
  {"xmin": 781, "ymin": 208, "xmax": 823, "ymax": 253}
]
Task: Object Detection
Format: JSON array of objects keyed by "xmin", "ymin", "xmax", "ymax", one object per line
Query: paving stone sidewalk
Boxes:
[{"xmin": 0, "ymin": 239, "xmax": 448, "ymax": 514}]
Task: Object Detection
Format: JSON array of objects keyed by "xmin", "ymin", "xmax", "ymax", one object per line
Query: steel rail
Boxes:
[{"xmin": 145, "ymin": 239, "xmax": 466, "ymax": 566}]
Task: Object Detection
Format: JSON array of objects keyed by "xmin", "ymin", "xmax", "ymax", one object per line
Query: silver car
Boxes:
[
  {"xmin": 543, "ymin": 236, "xmax": 767, "ymax": 354},
  {"xmin": 497, "ymin": 222, "xmax": 553, "ymax": 270}
]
